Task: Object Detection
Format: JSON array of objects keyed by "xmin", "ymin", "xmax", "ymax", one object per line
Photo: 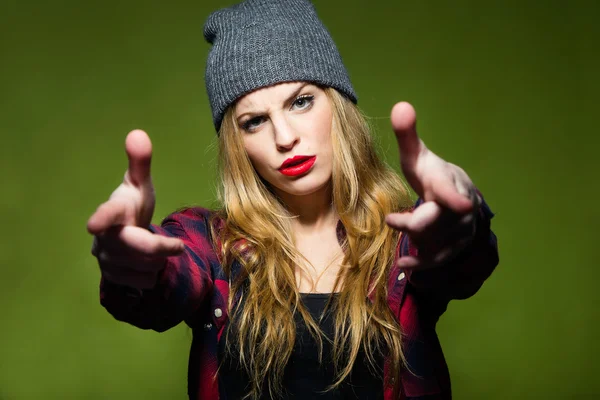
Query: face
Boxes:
[{"xmin": 234, "ymin": 82, "xmax": 334, "ymax": 200}]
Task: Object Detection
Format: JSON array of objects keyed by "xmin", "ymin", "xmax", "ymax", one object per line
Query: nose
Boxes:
[{"xmin": 271, "ymin": 114, "xmax": 299, "ymax": 152}]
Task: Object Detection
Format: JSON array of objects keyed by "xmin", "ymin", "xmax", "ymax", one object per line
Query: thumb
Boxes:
[
  {"xmin": 391, "ymin": 102, "xmax": 422, "ymax": 166},
  {"xmin": 125, "ymin": 129, "xmax": 153, "ymax": 186}
]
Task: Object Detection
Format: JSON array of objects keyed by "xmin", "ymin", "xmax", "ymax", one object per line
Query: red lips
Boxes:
[
  {"xmin": 279, "ymin": 155, "xmax": 315, "ymax": 170},
  {"xmin": 278, "ymin": 155, "xmax": 317, "ymax": 177}
]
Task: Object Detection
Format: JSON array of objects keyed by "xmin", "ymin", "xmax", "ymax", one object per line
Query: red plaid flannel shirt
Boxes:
[{"xmin": 100, "ymin": 197, "xmax": 498, "ymax": 399}]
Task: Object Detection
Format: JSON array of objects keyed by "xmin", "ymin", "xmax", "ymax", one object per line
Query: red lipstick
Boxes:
[{"xmin": 279, "ymin": 155, "xmax": 316, "ymax": 177}]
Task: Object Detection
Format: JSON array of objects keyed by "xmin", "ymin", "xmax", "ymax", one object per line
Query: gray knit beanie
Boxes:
[{"xmin": 203, "ymin": 0, "xmax": 357, "ymax": 132}]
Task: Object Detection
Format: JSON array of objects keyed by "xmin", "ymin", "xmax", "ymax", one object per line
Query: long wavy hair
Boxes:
[{"xmin": 210, "ymin": 86, "xmax": 413, "ymax": 399}]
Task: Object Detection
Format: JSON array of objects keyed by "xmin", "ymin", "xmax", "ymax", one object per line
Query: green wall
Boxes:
[{"xmin": 1, "ymin": 0, "xmax": 598, "ymax": 398}]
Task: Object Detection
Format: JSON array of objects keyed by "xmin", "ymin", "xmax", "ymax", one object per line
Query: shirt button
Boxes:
[
  {"xmin": 203, "ymin": 323, "xmax": 212, "ymax": 331},
  {"xmin": 397, "ymin": 272, "xmax": 405, "ymax": 281},
  {"xmin": 214, "ymin": 308, "xmax": 223, "ymax": 318}
]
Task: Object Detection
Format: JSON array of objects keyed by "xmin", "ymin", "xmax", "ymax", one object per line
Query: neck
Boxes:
[{"xmin": 276, "ymin": 183, "xmax": 338, "ymax": 236}]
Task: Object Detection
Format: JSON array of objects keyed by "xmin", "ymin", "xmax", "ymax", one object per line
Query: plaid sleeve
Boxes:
[
  {"xmin": 400, "ymin": 192, "xmax": 499, "ymax": 304},
  {"xmin": 99, "ymin": 208, "xmax": 217, "ymax": 332}
]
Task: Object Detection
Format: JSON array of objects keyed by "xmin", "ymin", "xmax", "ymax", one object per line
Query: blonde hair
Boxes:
[{"xmin": 210, "ymin": 87, "xmax": 413, "ymax": 399}]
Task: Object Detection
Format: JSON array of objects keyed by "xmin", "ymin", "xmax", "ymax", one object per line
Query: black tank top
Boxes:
[{"xmin": 218, "ymin": 293, "xmax": 385, "ymax": 399}]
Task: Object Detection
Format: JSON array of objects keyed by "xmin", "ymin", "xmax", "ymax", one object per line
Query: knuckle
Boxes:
[
  {"xmin": 433, "ymin": 251, "xmax": 450, "ymax": 264},
  {"xmin": 460, "ymin": 213, "xmax": 474, "ymax": 225},
  {"xmin": 96, "ymin": 250, "xmax": 114, "ymax": 265}
]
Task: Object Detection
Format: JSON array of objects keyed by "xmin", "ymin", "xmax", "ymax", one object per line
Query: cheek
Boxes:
[
  {"xmin": 314, "ymin": 121, "xmax": 334, "ymax": 159},
  {"xmin": 244, "ymin": 140, "xmax": 272, "ymax": 176},
  {"xmin": 313, "ymin": 106, "xmax": 334, "ymax": 149}
]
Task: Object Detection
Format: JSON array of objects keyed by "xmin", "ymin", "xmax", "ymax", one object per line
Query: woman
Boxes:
[{"xmin": 88, "ymin": 0, "xmax": 498, "ymax": 399}]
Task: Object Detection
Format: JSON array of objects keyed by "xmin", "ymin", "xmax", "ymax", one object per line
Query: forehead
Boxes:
[{"xmin": 235, "ymin": 81, "xmax": 312, "ymax": 114}]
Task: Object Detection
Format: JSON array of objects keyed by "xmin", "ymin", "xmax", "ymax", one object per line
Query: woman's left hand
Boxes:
[{"xmin": 385, "ymin": 102, "xmax": 482, "ymax": 269}]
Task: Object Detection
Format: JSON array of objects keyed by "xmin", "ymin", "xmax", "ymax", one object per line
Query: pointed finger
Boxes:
[
  {"xmin": 125, "ymin": 129, "xmax": 153, "ymax": 187},
  {"xmin": 390, "ymin": 102, "xmax": 423, "ymax": 167}
]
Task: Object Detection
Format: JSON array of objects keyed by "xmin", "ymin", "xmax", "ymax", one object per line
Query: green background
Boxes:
[{"xmin": 1, "ymin": 0, "xmax": 598, "ymax": 398}]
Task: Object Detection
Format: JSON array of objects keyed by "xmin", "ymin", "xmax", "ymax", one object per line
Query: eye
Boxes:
[
  {"xmin": 291, "ymin": 95, "xmax": 314, "ymax": 111},
  {"xmin": 241, "ymin": 116, "xmax": 265, "ymax": 132}
]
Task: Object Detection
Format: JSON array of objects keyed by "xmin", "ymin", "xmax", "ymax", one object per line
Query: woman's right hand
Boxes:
[{"xmin": 87, "ymin": 130, "xmax": 185, "ymax": 289}]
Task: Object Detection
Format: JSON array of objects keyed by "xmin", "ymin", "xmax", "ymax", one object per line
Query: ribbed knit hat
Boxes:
[{"xmin": 203, "ymin": 0, "xmax": 357, "ymax": 132}]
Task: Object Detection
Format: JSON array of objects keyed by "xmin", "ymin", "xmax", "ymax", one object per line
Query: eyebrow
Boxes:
[{"xmin": 236, "ymin": 83, "xmax": 310, "ymax": 123}]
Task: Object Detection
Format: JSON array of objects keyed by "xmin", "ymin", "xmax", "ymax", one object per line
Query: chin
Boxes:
[{"xmin": 273, "ymin": 175, "xmax": 331, "ymax": 198}]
